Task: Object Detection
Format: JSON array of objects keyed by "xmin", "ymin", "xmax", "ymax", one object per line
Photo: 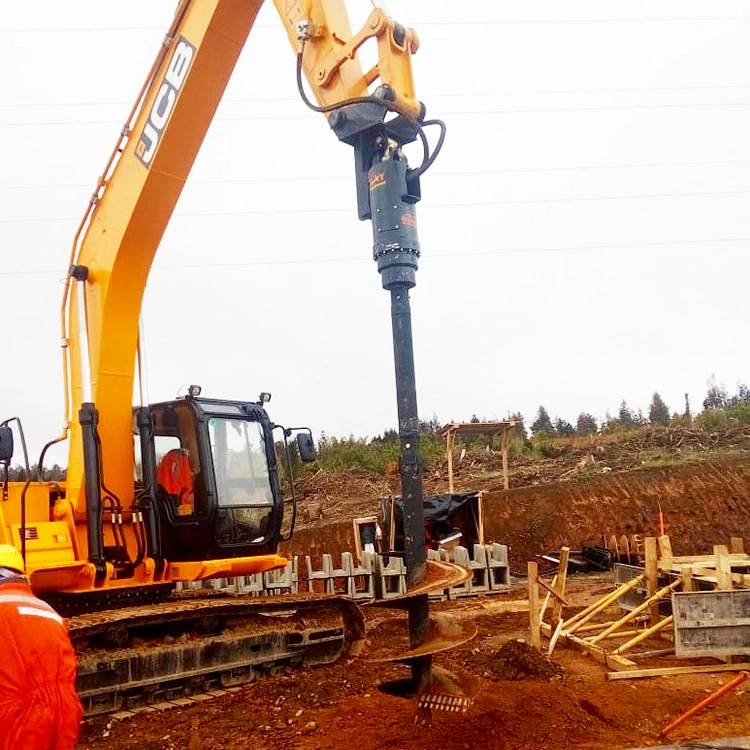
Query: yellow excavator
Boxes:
[{"xmin": 1, "ymin": 0, "xmax": 466, "ymax": 718}]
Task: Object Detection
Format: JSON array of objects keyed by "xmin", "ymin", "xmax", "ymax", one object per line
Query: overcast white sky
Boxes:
[{"xmin": 1, "ymin": 1, "xmax": 749, "ymax": 465}]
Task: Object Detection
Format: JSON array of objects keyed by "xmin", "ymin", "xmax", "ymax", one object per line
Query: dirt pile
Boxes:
[{"xmin": 470, "ymin": 638, "xmax": 565, "ymax": 681}]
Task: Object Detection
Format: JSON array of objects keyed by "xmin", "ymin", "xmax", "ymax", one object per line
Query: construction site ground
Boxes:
[{"xmin": 77, "ymin": 572, "xmax": 750, "ymax": 750}]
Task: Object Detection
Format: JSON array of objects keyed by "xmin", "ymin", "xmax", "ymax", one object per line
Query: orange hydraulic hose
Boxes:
[
  {"xmin": 658, "ymin": 670, "xmax": 749, "ymax": 737},
  {"xmin": 56, "ymin": 0, "xmax": 193, "ymax": 436}
]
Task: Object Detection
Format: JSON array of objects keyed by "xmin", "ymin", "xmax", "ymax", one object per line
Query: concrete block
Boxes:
[{"xmin": 110, "ymin": 710, "xmax": 136, "ymax": 721}]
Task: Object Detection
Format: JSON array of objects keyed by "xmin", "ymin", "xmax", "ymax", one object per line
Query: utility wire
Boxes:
[
  {"xmin": 2, "ymin": 17, "xmax": 749, "ymax": 32},
  {"xmin": 2, "ymin": 188, "xmax": 749, "ymax": 225},
  {"xmin": 4, "ymin": 158, "xmax": 749, "ymax": 192},
  {"xmin": 3, "ymin": 99, "xmax": 750, "ymax": 127},
  {"xmin": 2, "ymin": 84, "xmax": 748, "ymax": 109},
  {"xmin": 0, "ymin": 237, "xmax": 746, "ymax": 278}
]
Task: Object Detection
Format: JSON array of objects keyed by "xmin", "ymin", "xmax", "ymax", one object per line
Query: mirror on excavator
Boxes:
[{"xmin": 0, "ymin": 427, "xmax": 13, "ymax": 462}]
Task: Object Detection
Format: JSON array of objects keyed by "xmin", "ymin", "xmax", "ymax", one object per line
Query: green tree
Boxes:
[
  {"xmin": 703, "ymin": 375, "xmax": 728, "ymax": 410},
  {"xmin": 618, "ymin": 400, "xmax": 634, "ymax": 427},
  {"xmin": 554, "ymin": 417, "xmax": 574, "ymax": 437},
  {"xmin": 576, "ymin": 413, "xmax": 598, "ymax": 435},
  {"xmin": 648, "ymin": 392, "xmax": 670, "ymax": 425},
  {"xmin": 531, "ymin": 406, "xmax": 554, "ymax": 437}
]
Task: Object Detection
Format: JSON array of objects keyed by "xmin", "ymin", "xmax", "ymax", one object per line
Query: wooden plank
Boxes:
[
  {"xmin": 446, "ymin": 429, "xmax": 455, "ymax": 494},
  {"xmin": 681, "ymin": 565, "xmax": 694, "ymax": 593},
  {"xmin": 528, "ymin": 561, "xmax": 541, "ymax": 650},
  {"xmin": 477, "ymin": 492, "xmax": 484, "ymax": 546},
  {"xmin": 645, "ymin": 537, "xmax": 659, "ymax": 621},
  {"xmin": 607, "ymin": 662, "xmax": 750, "ymax": 681},
  {"xmin": 538, "ymin": 576, "xmax": 571, "ymax": 606},
  {"xmin": 658, "ymin": 535, "xmax": 673, "ymax": 568},
  {"xmin": 547, "ymin": 617, "xmax": 564, "ymax": 656},
  {"xmin": 565, "ymin": 633, "xmax": 637, "ymax": 670},
  {"xmin": 730, "ymin": 537, "xmax": 745, "ymax": 555},
  {"xmin": 660, "ymin": 553, "xmax": 750, "ymax": 565},
  {"xmin": 551, "ymin": 547, "xmax": 570, "ymax": 625},
  {"xmin": 538, "ymin": 573, "xmax": 557, "ymax": 625},
  {"xmin": 630, "ymin": 647, "xmax": 675, "ymax": 661},
  {"xmin": 715, "ymin": 545, "xmax": 733, "ymax": 591},
  {"xmin": 692, "ymin": 572, "xmax": 750, "ymax": 586},
  {"xmin": 501, "ymin": 428, "xmax": 510, "ymax": 491}
]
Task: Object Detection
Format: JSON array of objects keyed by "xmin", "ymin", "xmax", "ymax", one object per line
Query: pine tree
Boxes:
[
  {"xmin": 576, "ymin": 413, "xmax": 598, "ymax": 435},
  {"xmin": 648, "ymin": 392, "xmax": 670, "ymax": 425},
  {"xmin": 703, "ymin": 375, "xmax": 728, "ymax": 410},
  {"xmin": 531, "ymin": 406, "xmax": 554, "ymax": 437},
  {"xmin": 554, "ymin": 418, "xmax": 575, "ymax": 437},
  {"xmin": 618, "ymin": 400, "xmax": 634, "ymax": 427}
]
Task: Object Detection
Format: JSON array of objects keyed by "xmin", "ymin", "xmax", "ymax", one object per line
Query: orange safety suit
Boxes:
[
  {"xmin": 157, "ymin": 448, "xmax": 195, "ymax": 515},
  {"xmin": 0, "ymin": 579, "xmax": 82, "ymax": 750}
]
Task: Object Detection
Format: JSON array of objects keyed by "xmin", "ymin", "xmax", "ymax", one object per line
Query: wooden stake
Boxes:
[
  {"xmin": 681, "ymin": 565, "xmax": 694, "ymax": 593},
  {"xmin": 501, "ymin": 428, "xmax": 510, "ymax": 491},
  {"xmin": 658, "ymin": 535, "xmax": 673, "ymax": 569},
  {"xmin": 538, "ymin": 572, "xmax": 557, "ymax": 625},
  {"xmin": 446, "ymin": 429, "xmax": 455, "ymax": 494},
  {"xmin": 729, "ymin": 537, "xmax": 745, "ymax": 555},
  {"xmin": 547, "ymin": 617, "xmax": 564, "ymax": 656},
  {"xmin": 715, "ymin": 545, "xmax": 733, "ymax": 590},
  {"xmin": 528, "ymin": 561, "xmax": 541, "ymax": 650},
  {"xmin": 645, "ymin": 537, "xmax": 659, "ymax": 621},
  {"xmin": 551, "ymin": 547, "xmax": 570, "ymax": 626}
]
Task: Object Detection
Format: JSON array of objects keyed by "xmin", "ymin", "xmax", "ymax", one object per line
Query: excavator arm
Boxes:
[{"xmin": 61, "ymin": 0, "xmax": 427, "ymax": 525}]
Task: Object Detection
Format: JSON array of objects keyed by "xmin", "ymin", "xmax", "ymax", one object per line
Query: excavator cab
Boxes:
[{"xmin": 135, "ymin": 394, "xmax": 313, "ymax": 563}]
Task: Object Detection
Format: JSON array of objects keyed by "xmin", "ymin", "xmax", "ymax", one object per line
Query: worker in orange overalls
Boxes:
[
  {"xmin": 0, "ymin": 544, "xmax": 82, "ymax": 749},
  {"xmin": 157, "ymin": 447, "xmax": 195, "ymax": 515}
]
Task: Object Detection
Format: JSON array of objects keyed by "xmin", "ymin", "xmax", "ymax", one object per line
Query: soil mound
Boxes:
[{"xmin": 475, "ymin": 638, "xmax": 564, "ymax": 681}]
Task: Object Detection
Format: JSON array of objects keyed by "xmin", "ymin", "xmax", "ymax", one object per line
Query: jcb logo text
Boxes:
[{"xmin": 135, "ymin": 37, "xmax": 195, "ymax": 168}]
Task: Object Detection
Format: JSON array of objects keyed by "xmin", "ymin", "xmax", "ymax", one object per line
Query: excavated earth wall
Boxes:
[{"xmin": 284, "ymin": 456, "xmax": 750, "ymax": 567}]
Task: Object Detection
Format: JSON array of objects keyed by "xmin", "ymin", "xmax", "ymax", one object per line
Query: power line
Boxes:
[
  {"xmin": 0, "ymin": 236, "xmax": 746, "ymax": 277},
  {"xmin": 4, "ymin": 100, "xmax": 748, "ymax": 128},
  {"xmin": 2, "ymin": 17, "xmax": 748, "ymax": 32},
  {"xmin": 2, "ymin": 188, "xmax": 749, "ymax": 225},
  {"xmin": 2, "ymin": 84, "xmax": 749, "ymax": 109},
  {"xmin": 3, "ymin": 159, "xmax": 749, "ymax": 192}
]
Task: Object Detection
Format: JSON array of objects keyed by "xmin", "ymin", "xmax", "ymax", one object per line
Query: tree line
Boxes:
[{"xmin": 528, "ymin": 376, "xmax": 750, "ymax": 438}]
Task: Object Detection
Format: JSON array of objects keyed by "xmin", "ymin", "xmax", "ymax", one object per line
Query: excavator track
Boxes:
[{"xmin": 67, "ymin": 593, "xmax": 364, "ymax": 717}]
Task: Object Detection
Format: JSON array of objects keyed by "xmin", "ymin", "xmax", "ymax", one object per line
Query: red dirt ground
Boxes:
[{"xmin": 76, "ymin": 574, "xmax": 750, "ymax": 750}]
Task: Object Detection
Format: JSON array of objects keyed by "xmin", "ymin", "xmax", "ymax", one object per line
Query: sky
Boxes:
[{"xmin": 1, "ymin": 1, "xmax": 749, "ymax": 466}]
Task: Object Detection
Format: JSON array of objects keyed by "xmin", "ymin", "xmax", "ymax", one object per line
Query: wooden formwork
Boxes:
[{"xmin": 530, "ymin": 535, "xmax": 750, "ymax": 679}]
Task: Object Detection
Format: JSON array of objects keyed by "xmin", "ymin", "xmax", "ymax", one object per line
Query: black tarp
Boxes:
[{"xmin": 384, "ymin": 491, "xmax": 482, "ymax": 552}]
